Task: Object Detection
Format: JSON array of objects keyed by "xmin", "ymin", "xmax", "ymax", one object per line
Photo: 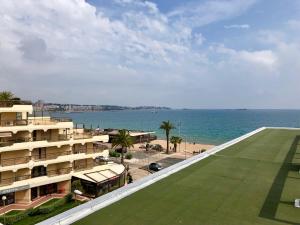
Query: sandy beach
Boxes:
[{"xmin": 133, "ymin": 139, "xmax": 215, "ymax": 154}]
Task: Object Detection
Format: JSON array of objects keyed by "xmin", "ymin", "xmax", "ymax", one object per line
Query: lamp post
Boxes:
[
  {"xmin": 2, "ymin": 195, "xmax": 7, "ymax": 225},
  {"xmin": 184, "ymin": 136, "xmax": 187, "ymax": 160},
  {"xmin": 177, "ymin": 120, "xmax": 181, "ymax": 152},
  {"xmin": 74, "ymin": 190, "xmax": 82, "ymax": 205}
]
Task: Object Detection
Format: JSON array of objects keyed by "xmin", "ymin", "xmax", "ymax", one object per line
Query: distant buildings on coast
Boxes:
[{"xmin": 33, "ymin": 100, "xmax": 170, "ymax": 112}]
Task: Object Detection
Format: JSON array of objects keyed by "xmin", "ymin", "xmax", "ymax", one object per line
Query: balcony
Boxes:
[
  {"xmin": 0, "ymin": 100, "xmax": 32, "ymax": 107},
  {"xmin": 0, "ymin": 119, "xmax": 28, "ymax": 127},
  {"xmin": 0, "ymin": 156, "xmax": 31, "ymax": 167},
  {"xmin": 0, "ymin": 117, "xmax": 72, "ymax": 127},
  {"xmin": 47, "ymin": 167, "xmax": 72, "ymax": 177},
  {"xmin": 32, "ymin": 151, "xmax": 72, "ymax": 162},
  {"xmin": 73, "ymin": 132, "xmax": 93, "ymax": 140},
  {"xmin": 73, "ymin": 148, "xmax": 87, "ymax": 154},
  {"xmin": 28, "ymin": 117, "xmax": 72, "ymax": 125},
  {"xmin": 0, "ymin": 137, "xmax": 31, "ymax": 147},
  {"xmin": 73, "ymin": 163, "xmax": 94, "ymax": 172},
  {"xmin": 92, "ymin": 145, "xmax": 108, "ymax": 153},
  {"xmin": 73, "ymin": 146, "xmax": 107, "ymax": 154},
  {"xmin": 0, "ymin": 174, "xmax": 31, "ymax": 187},
  {"xmin": 32, "ymin": 134, "xmax": 70, "ymax": 142},
  {"xmin": 0, "ymin": 167, "xmax": 71, "ymax": 186}
]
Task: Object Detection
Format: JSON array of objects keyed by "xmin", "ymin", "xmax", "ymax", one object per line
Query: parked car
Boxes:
[
  {"xmin": 115, "ymin": 148, "xmax": 127, "ymax": 153},
  {"xmin": 152, "ymin": 144, "xmax": 163, "ymax": 151},
  {"xmin": 149, "ymin": 162, "xmax": 163, "ymax": 171}
]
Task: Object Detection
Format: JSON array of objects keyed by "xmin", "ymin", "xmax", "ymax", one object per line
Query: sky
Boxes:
[{"xmin": 0, "ymin": 0, "xmax": 300, "ymax": 109}]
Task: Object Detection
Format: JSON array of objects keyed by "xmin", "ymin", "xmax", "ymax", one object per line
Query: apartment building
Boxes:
[{"xmin": 0, "ymin": 100, "xmax": 125, "ymax": 207}]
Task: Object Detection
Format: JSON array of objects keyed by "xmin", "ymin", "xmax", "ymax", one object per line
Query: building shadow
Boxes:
[{"xmin": 259, "ymin": 136, "xmax": 300, "ymax": 224}]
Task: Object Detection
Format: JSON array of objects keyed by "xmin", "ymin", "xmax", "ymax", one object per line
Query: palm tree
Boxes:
[
  {"xmin": 159, "ymin": 121, "xmax": 175, "ymax": 154},
  {"xmin": 0, "ymin": 91, "xmax": 14, "ymax": 101},
  {"xmin": 112, "ymin": 129, "xmax": 134, "ymax": 164},
  {"xmin": 170, "ymin": 136, "xmax": 182, "ymax": 152}
]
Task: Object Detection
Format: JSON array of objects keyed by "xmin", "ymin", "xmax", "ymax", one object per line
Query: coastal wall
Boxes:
[{"xmin": 37, "ymin": 126, "xmax": 273, "ymax": 225}]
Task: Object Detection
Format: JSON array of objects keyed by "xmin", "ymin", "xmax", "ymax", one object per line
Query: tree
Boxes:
[
  {"xmin": 159, "ymin": 121, "xmax": 175, "ymax": 154},
  {"xmin": 170, "ymin": 136, "xmax": 182, "ymax": 152},
  {"xmin": 0, "ymin": 91, "xmax": 15, "ymax": 101},
  {"xmin": 112, "ymin": 129, "xmax": 134, "ymax": 164},
  {"xmin": 71, "ymin": 180, "xmax": 84, "ymax": 193}
]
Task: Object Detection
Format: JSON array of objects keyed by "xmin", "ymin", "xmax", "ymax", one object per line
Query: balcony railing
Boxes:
[
  {"xmin": 0, "ymin": 137, "xmax": 31, "ymax": 147},
  {"xmin": 0, "ymin": 147, "xmax": 107, "ymax": 167},
  {"xmin": 33, "ymin": 134, "xmax": 70, "ymax": 142},
  {"xmin": 32, "ymin": 151, "xmax": 72, "ymax": 161},
  {"xmin": 0, "ymin": 174, "xmax": 31, "ymax": 186},
  {"xmin": 47, "ymin": 167, "xmax": 72, "ymax": 177},
  {"xmin": 72, "ymin": 146, "xmax": 108, "ymax": 154},
  {"xmin": 0, "ymin": 117, "xmax": 72, "ymax": 127},
  {"xmin": 73, "ymin": 148, "xmax": 87, "ymax": 154},
  {"xmin": 73, "ymin": 133, "xmax": 93, "ymax": 140},
  {"xmin": 0, "ymin": 119, "xmax": 28, "ymax": 127},
  {"xmin": 73, "ymin": 163, "xmax": 94, "ymax": 171},
  {"xmin": 28, "ymin": 117, "xmax": 72, "ymax": 125},
  {"xmin": 93, "ymin": 145, "xmax": 108, "ymax": 153},
  {"xmin": 31, "ymin": 167, "xmax": 71, "ymax": 178},
  {"xmin": 50, "ymin": 117, "xmax": 72, "ymax": 123},
  {"xmin": 1, "ymin": 156, "xmax": 31, "ymax": 167},
  {"xmin": 0, "ymin": 100, "xmax": 32, "ymax": 107}
]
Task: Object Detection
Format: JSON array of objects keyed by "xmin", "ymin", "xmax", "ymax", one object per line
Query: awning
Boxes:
[
  {"xmin": 73, "ymin": 167, "xmax": 121, "ymax": 184},
  {"xmin": 85, "ymin": 172, "xmax": 107, "ymax": 183},
  {"xmin": 129, "ymin": 131, "xmax": 155, "ymax": 137}
]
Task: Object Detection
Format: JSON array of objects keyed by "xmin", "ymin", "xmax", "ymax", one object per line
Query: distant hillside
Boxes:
[{"xmin": 33, "ymin": 101, "xmax": 171, "ymax": 112}]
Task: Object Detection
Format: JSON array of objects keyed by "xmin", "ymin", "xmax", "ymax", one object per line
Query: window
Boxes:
[{"xmin": 16, "ymin": 112, "xmax": 22, "ymax": 120}]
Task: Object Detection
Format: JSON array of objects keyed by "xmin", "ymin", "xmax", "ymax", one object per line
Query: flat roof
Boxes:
[
  {"xmin": 74, "ymin": 129, "xmax": 300, "ymax": 225},
  {"xmin": 72, "ymin": 163, "xmax": 125, "ymax": 183}
]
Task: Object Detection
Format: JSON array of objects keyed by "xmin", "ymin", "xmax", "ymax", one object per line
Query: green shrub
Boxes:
[
  {"xmin": 64, "ymin": 193, "xmax": 73, "ymax": 203},
  {"xmin": 38, "ymin": 198, "xmax": 65, "ymax": 214},
  {"xmin": 125, "ymin": 153, "xmax": 133, "ymax": 159},
  {"xmin": 109, "ymin": 150, "xmax": 120, "ymax": 158},
  {"xmin": 0, "ymin": 210, "xmax": 28, "ymax": 225},
  {"xmin": 27, "ymin": 207, "xmax": 40, "ymax": 216}
]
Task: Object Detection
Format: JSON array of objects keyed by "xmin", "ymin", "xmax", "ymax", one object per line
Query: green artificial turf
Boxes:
[{"xmin": 73, "ymin": 129, "xmax": 300, "ymax": 225}]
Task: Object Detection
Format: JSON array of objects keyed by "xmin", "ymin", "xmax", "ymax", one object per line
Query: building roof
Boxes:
[
  {"xmin": 72, "ymin": 163, "xmax": 125, "ymax": 184},
  {"xmin": 107, "ymin": 130, "xmax": 155, "ymax": 137}
]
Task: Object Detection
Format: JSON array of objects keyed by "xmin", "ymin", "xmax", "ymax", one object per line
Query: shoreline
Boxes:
[{"xmin": 133, "ymin": 139, "xmax": 215, "ymax": 154}]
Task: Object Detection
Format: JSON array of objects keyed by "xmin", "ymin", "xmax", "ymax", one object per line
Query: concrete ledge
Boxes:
[{"xmin": 37, "ymin": 127, "xmax": 267, "ymax": 225}]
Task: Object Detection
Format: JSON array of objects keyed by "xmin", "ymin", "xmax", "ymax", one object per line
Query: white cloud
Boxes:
[
  {"xmin": 0, "ymin": 0, "xmax": 300, "ymax": 108},
  {"xmin": 239, "ymin": 50, "xmax": 276, "ymax": 66},
  {"xmin": 287, "ymin": 19, "xmax": 300, "ymax": 30},
  {"xmin": 168, "ymin": 0, "xmax": 257, "ymax": 28},
  {"xmin": 213, "ymin": 44, "xmax": 277, "ymax": 68},
  {"xmin": 224, "ymin": 24, "xmax": 250, "ymax": 29}
]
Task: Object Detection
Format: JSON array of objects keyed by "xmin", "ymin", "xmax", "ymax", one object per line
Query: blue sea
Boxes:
[{"xmin": 52, "ymin": 109, "xmax": 300, "ymax": 145}]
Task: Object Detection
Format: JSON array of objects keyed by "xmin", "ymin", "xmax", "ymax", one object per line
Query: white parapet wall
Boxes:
[{"xmin": 37, "ymin": 127, "xmax": 268, "ymax": 225}]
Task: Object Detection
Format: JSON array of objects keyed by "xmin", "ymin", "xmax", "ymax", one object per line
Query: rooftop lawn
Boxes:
[{"xmin": 73, "ymin": 129, "xmax": 300, "ymax": 225}]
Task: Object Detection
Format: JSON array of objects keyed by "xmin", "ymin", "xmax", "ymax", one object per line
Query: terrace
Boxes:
[
  {"xmin": 0, "ymin": 117, "xmax": 72, "ymax": 127},
  {"xmin": 48, "ymin": 128, "xmax": 300, "ymax": 225},
  {"xmin": 0, "ymin": 100, "xmax": 32, "ymax": 108}
]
